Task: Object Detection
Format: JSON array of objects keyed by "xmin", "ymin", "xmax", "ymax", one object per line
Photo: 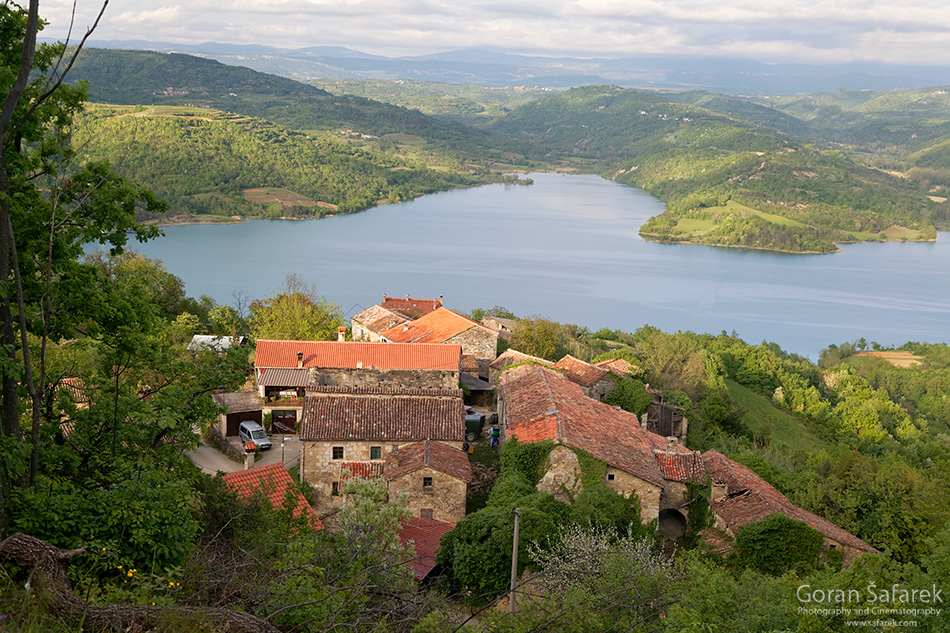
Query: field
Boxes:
[
  {"xmin": 243, "ymin": 188, "xmax": 317, "ymax": 208},
  {"xmin": 726, "ymin": 379, "xmax": 828, "ymax": 453},
  {"xmin": 852, "ymin": 350, "xmax": 923, "ymax": 368}
]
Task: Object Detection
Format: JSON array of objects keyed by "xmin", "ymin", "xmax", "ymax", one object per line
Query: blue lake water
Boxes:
[{"xmin": 122, "ymin": 173, "xmax": 950, "ymax": 359}]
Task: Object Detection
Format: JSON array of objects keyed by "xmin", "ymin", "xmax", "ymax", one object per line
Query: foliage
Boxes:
[
  {"xmin": 508, "ymin": 317, "xmax": 571, "ymax": 362},
  {"xmin": 250, "ymin": 272, "xmax": 345, "ymax": 340},
  {"xmin": 602, "ymin": 374, "xmax": 652, "ymax": 416},
  {"xmin": 734, "ymin": 513, "xmax": 824, "ymax": 575}
]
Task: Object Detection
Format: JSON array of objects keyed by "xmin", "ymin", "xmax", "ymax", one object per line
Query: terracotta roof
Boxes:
[
  {"xmin": 300, "ymin": 388, "xmax": 464, "ymax": 442},
  {"xmin": 489, "ymin": 349, "xmax": 555, "ymax": 371},
  {"xmin": 384, "ymin": 439, "xmax": 472, "ymax": 482},
  {"xmin": 254, "ymin": 340, "xmax": 461, "ymax": 371},
  {"xmin": 398, "ymin": 517, "xmax": 454, "ymax": 580},
  {"xmin": 256, "ymin": 367, "xmax": 311, "ymax": 387},
  {"xmin": 379, "ymin": 308, "xmax": 494, "ymax": 345},
  {"xmin": 212, "ymin": 391, "xmax": 263, "ymax": 414},
  {"xmin": 702, "ymin": 451, "xmax": 875, "ymax": 553},
  {"xmin": 222, "ymin": 464, "xmax": 322, "ymax": 531},
  {"xmin": 59, "ymin": 377, "xmax": 91, "ymax": 403},
  {"xmin": 594, "ymin": 358, "xmax": 640, "ymax": 376},
  {"xmin": 460, "ymin": 354, "xmax": 479, "ymax": 374},
  {"xmin": 352, "ymin": 304, "xmax": 411, "ymax": 335},
  {"xmin": 340, "ymin": 461, "xmax": 386, "ymax": 479},
  {"xmin": 380, "ymin": 294, "xmax": 442, "ymax": 320},
  {"xmin": 501, "ymin": 364, "xmax": 665, "ymax": 486},
  {"xmin": 654, "ymin": 450, "xmax": 705, "ymax": 482},
  {"xmin": 554, "ymin": 355, "xmax": 611, "ymax": 387}
]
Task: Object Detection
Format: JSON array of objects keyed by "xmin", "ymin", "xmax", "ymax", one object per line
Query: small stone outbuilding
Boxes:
[{"xmin": 385, "ymin": 438, "xmax": 471, "ymax": 523}]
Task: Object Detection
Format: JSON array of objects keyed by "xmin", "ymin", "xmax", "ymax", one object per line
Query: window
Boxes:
[
  {"xmin": 420, "ymin": 508, "xmax": 433, "ymax": 519},
  {"xmin": 331, "ymin": 482, "xmax": 340, "ymax": 496},
  {"xmin": 422, "ymin": 476, "xmax": 433, "ymax": 489},
  {"xmin": 370, "ymin": 446, "xmax": 382, "ymax": 460},
  {"xmin": 332, "ymin": 446, "xmax": 344, "ymax": 460},
  {"xmin": 606, "ymin": 473, "xmax": 615, "ymax": 482}
]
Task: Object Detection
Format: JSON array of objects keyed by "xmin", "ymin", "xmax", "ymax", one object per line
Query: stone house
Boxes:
[
  {"xmin": 254, "ymin": 339, "xmax": 462, "ymax": 433},
  {"xmin": 498, "ymin": 363, "xmax": 876, "ymax": 564},
  {"xmin": 380, "ymin": 308, "xmax": 498, "ymax": 377},
  {"xmin": 498, "ymin": 363, "xmax": 667, "ymax": 522},
  {"xmin": 298, "ymin": 385, "xmax": 465, "ymax": 513},
  {"xmin": 351, "ymin": 304, "xmax": 411, "ymax": 342},
  {"xmin": 384, "ymin": 438, "xmax": 471, "ymax": 523},
  {"xmin": 488, "ymin": 349, "xmax": 554, "ymax": 385},
  {"xmin": 380, "ymin": 294, "xmax": 443, "ymax": 319},
  {"xmin": 553, "ymin": 355, "xmax": 616, "ymax": 401},
  {"xmin": 701, "ymin": 450, "xmax": 877, "ymax": 564}
]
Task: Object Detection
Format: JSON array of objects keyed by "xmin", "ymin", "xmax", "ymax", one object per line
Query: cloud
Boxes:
[{"xmin": 36, "ymin": 0, "xmax": 950, "ymax": 64}]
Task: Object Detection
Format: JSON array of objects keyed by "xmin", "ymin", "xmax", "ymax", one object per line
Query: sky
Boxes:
[{"xmin": 39, "ymin": 0, "xmax": 950, "ymax": 65}]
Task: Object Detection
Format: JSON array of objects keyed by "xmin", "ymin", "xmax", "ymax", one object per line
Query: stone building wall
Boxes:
[
  {"xmin": 605, "ymin": 466, "xmax": 662, "ymax": 523},
  {"xmin": 585, "ymin": 376, "xmax": 616, "ymax": 402},
  {"xmin": 300, "ymin": 439, "xmax": 464, "ymax": 513},
  {"xmin": 536, "ymin": 445, "xmax": 583, "ymax": 503},
  {"xmin": 659, "ymin": 480, "xmax": 689, "ymax": 514},
  {"xmin": 351, "ymin": 322, "xmax": 382, "ymax": 342},
  {"xmin": 446, "ymin": 327, "xmax": 497, "ymax": 375},
  {"xmin": 387, "ymin": 466, "xmax": 468, "ymax": 524},
  {"xmin": 313, "ymin": 367, "xmax": 459, "ymax": 390}
]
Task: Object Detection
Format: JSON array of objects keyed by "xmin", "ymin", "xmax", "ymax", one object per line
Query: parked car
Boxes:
[
  {"xmin": 238, "ymin": 421, "xmax": 272, "ymax": 450},
  {"xmin": 464, "ymin": 406, "xmax": 486, "ymax": 442}
]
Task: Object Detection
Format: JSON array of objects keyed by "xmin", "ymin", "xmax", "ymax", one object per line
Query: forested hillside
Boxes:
[
  {"xmin": 72, "ymin": 105, "xmax": 479, "ymax": 219},
  {"xmin": 493, "ymin": 86, "xmax": 937, "ymax": 252}
]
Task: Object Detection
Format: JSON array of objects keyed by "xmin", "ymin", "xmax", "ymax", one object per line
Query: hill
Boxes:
[{"xmin": 493, "ymin": 86, "xmax": 936, "ymax": 252}]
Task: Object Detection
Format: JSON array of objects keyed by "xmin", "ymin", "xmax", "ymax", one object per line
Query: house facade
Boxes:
[
  {"xmin": 298, "ymin": 385, "xmax": 465, "ymax": 513},
  {"xmin": 384, "ymin": 438, "xmax": 471, "ymax": 523}
]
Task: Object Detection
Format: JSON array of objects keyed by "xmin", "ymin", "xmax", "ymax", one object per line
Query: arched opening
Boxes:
[{"xmin": 658, "ymin": 508, "xmax": 688, "ymax": 541}]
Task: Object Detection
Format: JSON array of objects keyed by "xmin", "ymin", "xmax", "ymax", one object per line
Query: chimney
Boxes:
[
  {"xmin": 439, "ymin": 294, "xmax": 443, "ymax": 306},
  {"xmin": 337, "ymin": 326, "xmax": 346, "ymax": 342},
  {"xmin": 402, "ymin": 325, "xmax": 409, "ymax": 332},
  {"xmin": 383, "ymin": 293, "xmax": 387, "ymax": 301},
  {"xmin": 666, "ymin": 436, "xmax": 678, "ymax": 452},
  {"xmin": 356, "ymin": 360, "xmax": 363, "ymax": 370},
  {"xmin": 296, "ymin": 351, "xmax": 303, "ymax": 368}
]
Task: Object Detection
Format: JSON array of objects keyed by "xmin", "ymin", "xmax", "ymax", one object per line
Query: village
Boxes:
[{"xmin": 196, "ymin": 293, "xmax": 876, "ymax": 582}]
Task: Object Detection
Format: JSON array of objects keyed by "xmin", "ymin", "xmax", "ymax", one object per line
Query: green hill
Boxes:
[{"xmin": 494, "ymin": 86, "xmax": 936, "ymax": 252}]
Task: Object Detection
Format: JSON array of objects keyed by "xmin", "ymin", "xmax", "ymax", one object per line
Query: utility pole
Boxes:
[{"xmin": 509, "ymin": 506, "xmax": 520, "ymax": 613}]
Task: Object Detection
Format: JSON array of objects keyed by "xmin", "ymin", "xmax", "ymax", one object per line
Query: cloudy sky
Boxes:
[{"xmin": 40, "ymin": 0, "xmax": 950, "ymax": 64}]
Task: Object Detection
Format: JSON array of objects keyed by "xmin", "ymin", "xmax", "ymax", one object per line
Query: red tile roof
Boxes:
[
  {"xmin": 460, "ymin": 354, "xmax": 479, "ymax": 374},
  {"xmin": 379, "ymin": 308, "xmax": 494, "ymax": 345},
  {"xmin": 380, "ymin": 294, "xmax": 443, "ymax": 319},
  {"xmin": 554, "ymin": 355, "xmax": 611, "ymax": 387},
  {"xmin": 222, "ymin": 463, "xmax": 322, "ymax": 531},
  {"xmin": 254, "ymin": 340, "xmax": 461, "ymax": 371},
  {"xmin": 594, "ymin": 358, "xmax": 641, "ymax": 376},
  {"xmin": 654, "ymin": 450, "xmax": 705, "ymax": 482},
  {"xmin": 501, "ymin": 364, "xmax": 665, "ymax": 486},
  {"xmin": 340, "ymin": 461, "xmax": 386, "ymax": 479},
  {"xmin": 352, "ymin": 304, "xmax": 411, "ymax": 335},
  {"xmin": 300, "ymin": 387, "xmax": 464, "ymax": 442},
  {"xmin": 384, "ymin": 439, "xmax": 472, "ymax": 482},
  {"xmin": 702, "ymin": 451, "xmax": 875, "ymax": 553},
  {"xmin": 489, "ymin": 349, "xmax": 555, "ymax": 371},
  {"xmin": 398, "ymin": 517, "xmax": 455, "ymax": 580},
  {"xmin": 59, "ymin": 377, "xmax": 91, "ymax": 403}
]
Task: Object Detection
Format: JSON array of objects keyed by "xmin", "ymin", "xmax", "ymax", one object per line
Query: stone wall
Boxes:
[
  {"xmin": 387, "ymin": 466, "xmax": 468, "ymax": 524},
  {"xmin": 585, "ymin": 376, "xmax": 616, "ymax": 402},
  {"xmin": 446, "ymin": 327, "xmax": 497, "ymax": 375},
  {"xmin": 536, "ymin": 445, "xmax": 583, "ymax": 503},
  {"xmin": 659, "ymin": 480, "xmax": 689, "ymax": 514},
  {"xmin": 300, "ymin": 439, "xmax": 464, "ymax": 513},
  {"xmin": 351, "ymin": 322, "xmax": 382, "ymax": 342},
  {"xmin": 605, "ymin": 466, "xmax": 662, "ymax": 523},
  {"xmin": 313, "ymin": 367, "xmax": 459, "ymax": 390}
]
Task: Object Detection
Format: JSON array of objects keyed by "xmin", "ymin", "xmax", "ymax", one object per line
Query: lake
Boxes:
[{"xmin": 123, "ymin": 173, "xmax": 950, "ymax": 359}]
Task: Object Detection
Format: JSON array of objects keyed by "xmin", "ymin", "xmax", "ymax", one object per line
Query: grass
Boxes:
[{"xmin": 726, "ymin": 379, "xmax": 828, "ymax": 454}]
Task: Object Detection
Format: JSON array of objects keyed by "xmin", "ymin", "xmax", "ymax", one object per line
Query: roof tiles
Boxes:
[
  {"xmin": 300, "ymin": 387, "xmax": 464, "ymax": 442},
  {"xmin": 384, "ymin": 439, "xmax": 472, "ymax": 482},
  {"xmin": 254, "ymin": 340, "xmax": 461, "ymax": 371},
  {"xmin": 554, "ymin": 355, "xmax": 611, "ymax": 387},
  {"xmin": 352, "ymin": 304, "xmax": 411, "ymax": 335},
  {"xmin": 398, "ymin": 517, "xmax": 455, "ymax": 580},
  {"xmin": 380, "ymin": 308, "xmax": 493, "ymax": 345},
  {"xmin": 222, "ymin": 464, "xmax": 322, "ymax": 531}
]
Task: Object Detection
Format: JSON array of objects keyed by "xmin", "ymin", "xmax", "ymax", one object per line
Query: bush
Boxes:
[{"xmin": 734, "ymin": 513, "xmax": 824, "ymax": 575}]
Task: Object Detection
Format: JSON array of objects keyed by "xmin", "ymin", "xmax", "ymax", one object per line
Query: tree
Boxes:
[
  {"xmin": 1, "ymin": 1, "xmax": 166, "ymax": 534},
  {"xmin": 509, "ymin": 317, "xmax": 569, "ymax": 362},
  {"xmin": 250, "ymin": 272, "xmax": 344, "ymax": 341}
]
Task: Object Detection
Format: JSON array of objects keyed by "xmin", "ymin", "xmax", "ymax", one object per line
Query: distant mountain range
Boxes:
[{"xmin": 68, "ymin": 39, "xmax": 950, "ymax": 94}]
